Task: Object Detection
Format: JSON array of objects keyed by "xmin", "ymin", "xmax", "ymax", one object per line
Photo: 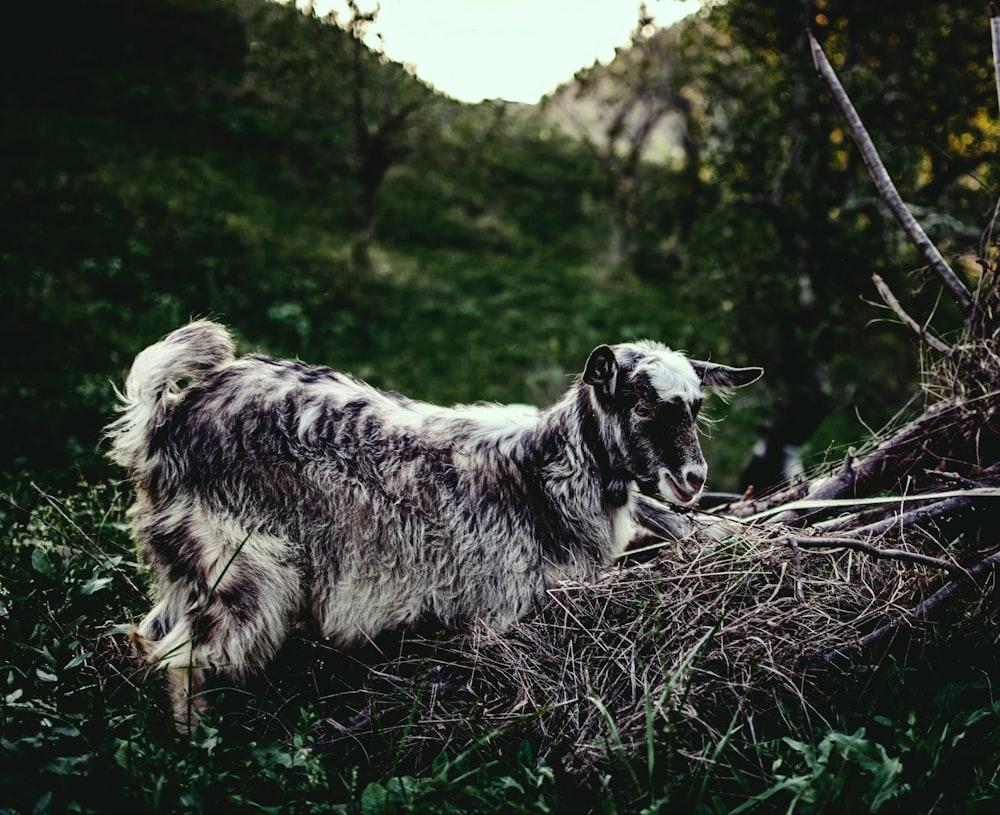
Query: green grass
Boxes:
[
  {"xmin": 4, "ymin": 480, "xmax": 1000, "ymax": 814},
  {"xmin": 0, "ymin": 481, "xmax": 564, "ymax": 814}
]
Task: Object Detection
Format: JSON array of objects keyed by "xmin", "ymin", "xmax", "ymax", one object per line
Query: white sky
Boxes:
[{"xmin": 303, "ymin": 1, "xmax": 701, "ymax": 103}]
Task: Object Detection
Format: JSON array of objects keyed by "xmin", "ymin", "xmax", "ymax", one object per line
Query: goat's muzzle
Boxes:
[{"xmin": 661, "ymin": 466, "xmax": 706, "ymax": 506}]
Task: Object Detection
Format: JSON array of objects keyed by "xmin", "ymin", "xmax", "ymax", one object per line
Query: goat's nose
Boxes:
[{"xmin": 686, "ymin": 471, "xmax": 705, "ymax": 494}]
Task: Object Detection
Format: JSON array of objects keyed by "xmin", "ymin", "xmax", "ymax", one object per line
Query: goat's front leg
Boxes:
[{"xmin": 631, "ymin": 493, "xmax": 742, "ymax": 543}]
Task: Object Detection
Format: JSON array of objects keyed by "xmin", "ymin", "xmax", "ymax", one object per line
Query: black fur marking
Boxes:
[
  {"xmin": 145, "ymin": 520, "xmax": 209, "ymax": 596},
  {"xmin": 646, "ymin": 400, "xmax": 701, "ymax": 477},
  {"xmin": 576, "ymin": 387, "xmax": 630, "ymax": 508},
  {"xmin": 214, "ymin": 574, "xmax": 261, "ymax": 624}
]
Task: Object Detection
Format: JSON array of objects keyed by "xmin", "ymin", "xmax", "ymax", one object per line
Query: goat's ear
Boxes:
[
  {"xmin": 584, "ymin": 345, "xmax": 619, "ymax": 398},
  {"xmin": 691, "ymin": 361, "xmax": 764, "ymax": 388}
]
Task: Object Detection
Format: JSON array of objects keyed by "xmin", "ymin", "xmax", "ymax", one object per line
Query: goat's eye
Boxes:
[{"xmin": 633, "ymin": 401, "xmax": 656, "ymax": 419}]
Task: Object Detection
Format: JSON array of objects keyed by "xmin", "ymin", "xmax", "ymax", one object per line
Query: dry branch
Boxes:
[
  {"xmin": 785, "ymin": 534, "xmax": 966, "ymax": 576},
  {"xmin": 725, "ymin": 393, "xmax": 1000, "ymax": 524},
  {"xmin": 808, "ymin": 30, "xmax": 973, "ymax": 314},
  {"xmin": 811, "ymin": 493, "xmax": 975, "ymax": 538},
  {"xmin": 872, "ymin": 272, "xmax": 954, "ymax": 356},
  {"xmin": 992, "ymin": 4, "xmax": 1000, "ymax": 116}
]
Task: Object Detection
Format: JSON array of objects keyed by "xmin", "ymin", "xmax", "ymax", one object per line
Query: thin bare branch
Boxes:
[
  {"xmin": 786, "ymin": 534, "xmax": 966, "ymax": 576},
  {"xmin": 872, "ymin": 273, "xmax": 954, "ymax": 355},
  {"xmin": 753, "ymin": 487, "xmax": 1000, "ymax": 525},
  {"xmin": 808, "ymin": 30, "xmax": 973, "ymax": 314},
  {"xmin": 992, "ymin": 4, "xmax": 1000, "ymax": 117},
  {"xmin": 811, "ymin": 495, "xmax": 974, "ymax": 538}
]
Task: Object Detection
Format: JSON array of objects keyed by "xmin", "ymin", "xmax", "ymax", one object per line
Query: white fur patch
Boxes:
[{"xmin": 632, "ymin": 349, "xmax": 703, "ymax": 403}]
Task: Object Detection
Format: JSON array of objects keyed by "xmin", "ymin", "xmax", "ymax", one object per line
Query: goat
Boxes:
[{"xmin": 106, "ymin": 321, "xmax": 762, "ymax": 728}]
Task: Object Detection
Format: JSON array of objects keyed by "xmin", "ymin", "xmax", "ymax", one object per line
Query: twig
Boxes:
[
  {"xmin": 786, "ymin": 538, "xmax": 805, "ymax": 602},
  {"xmin": 838, "ymin": 447, "xmax": 856, "ymax": 482},
  {"xmin": 815, "ymin": 548, "xmax": 1000, "ymax": 668},
  {"xmin": 750, "ymin": 486, "xmax": 1000, "ymax": 524},
  {"xmin": 786, "ymin": 534, "xmax": 967, "ymax": 576},
  {"xmin": 928, "ymin": 469, "xmax": 986, "ymax": 490},
  {"xmin": 808, "ymin": 30, "xmax": 973, "ymax": 314},
  {"xmin": 872, "ymin": 273, "xmax": 954, "ymax": 356},
  {"xmin": 811, "ymin": 494, "xmax": 974, "ymax": 539},
  {"xmin": 992, "ymin": 4, "xmax": 1000, "ymax": 117}
]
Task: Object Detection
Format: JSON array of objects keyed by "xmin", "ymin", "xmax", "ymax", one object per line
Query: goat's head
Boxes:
[{"xmin": 584, "ymin": 341, "xmax": 763, "ymax": 506}]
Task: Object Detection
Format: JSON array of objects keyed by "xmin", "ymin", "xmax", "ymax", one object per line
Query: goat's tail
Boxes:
[{"xmin": 105, "ymin": 320, "xmax": 235, "ymax": 473}]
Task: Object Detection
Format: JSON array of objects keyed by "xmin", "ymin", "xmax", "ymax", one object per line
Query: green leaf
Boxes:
[
  {"xmin": 50, "ymin": 726, "xmax": 80, "ymax": 738},
  {"xmin": 80, "ymin": 577, "xmax": 112, "ymax": 596},
  {"xmin": 64, "ymin": 652, "xmax": 92, "ymax": 670},
  {"xmin": 113, "ymin": 740, "xmax": 131, "ymax": 771},
  {"xmin": 35, "ymin": 669, "xmax": 58, "ymax": 683},
  {"xmin": 31, "ymin": 549, "xmax": 54, "ymax": 577},
  {"xmin": 32, "ymin": 790, "xmax": 53, "ymax": 814},
  {"xmin": 360, "ymin": 782, "xmax": 389, "ymax": 815},
  {"xmin": 43, "ymin": 755, "xmax": 90, "ymax": 777}
]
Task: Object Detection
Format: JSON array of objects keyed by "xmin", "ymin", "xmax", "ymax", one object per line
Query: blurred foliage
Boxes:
[
  {"xmin": 557, "ymin": 0, "xmax": 997, "ymax": 481},
  {"xmin": 0, "ymin": 0, "xmax": 997, "ymax": 493}
]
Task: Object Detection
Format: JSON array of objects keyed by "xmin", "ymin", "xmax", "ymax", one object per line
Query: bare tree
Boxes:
[
  {"xmin": 545, "ymin": 5, "xmax": 693, "ymax": 269},
  {"xmin": 332, "ymin": 1, "xmax": 428, "ymax": 267}
]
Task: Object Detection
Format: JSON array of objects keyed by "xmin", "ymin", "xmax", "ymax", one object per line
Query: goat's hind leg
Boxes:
[
  {"xmin": 132, "ymin": 512, "xmax": 303, "ymax": 732},
  {"xmin": 144, "ymin": 571, "xmax": 300, "ymax": 731},
  {"xmin": 132, "ymin": 592, "xmax": 214, "ymax": 732}
]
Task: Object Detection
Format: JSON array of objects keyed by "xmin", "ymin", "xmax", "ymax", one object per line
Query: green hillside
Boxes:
[{"xmin": 7, "ymin": 0, "xmax": 991, "ymax": 492}]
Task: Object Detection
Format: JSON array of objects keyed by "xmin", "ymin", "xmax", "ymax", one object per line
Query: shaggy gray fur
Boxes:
[{"xmin": 106, "ymin": 320, "xmax": 761, "ymax": 728}]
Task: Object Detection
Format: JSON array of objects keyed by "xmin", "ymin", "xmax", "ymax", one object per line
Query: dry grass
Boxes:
[{"xmin": 244, "ymin": 504, "xmax": 994, "ymax": 785}]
